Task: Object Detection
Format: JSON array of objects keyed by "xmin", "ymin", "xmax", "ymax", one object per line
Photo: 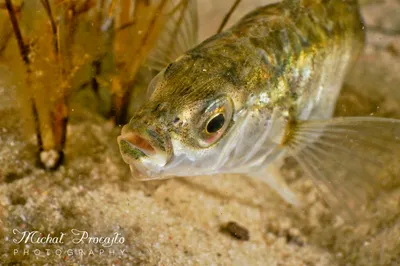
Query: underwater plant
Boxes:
[{"xmin": 0, "ymin": 0, "xmax": 217, "ymax": 169}]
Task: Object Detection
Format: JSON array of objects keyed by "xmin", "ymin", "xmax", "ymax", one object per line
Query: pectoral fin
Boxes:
[
  {"xmin": 250, "ymin": 160, "xmax": 303, "ymax": 207},
  {"xmin": 283, "ymin": 117, "xmax": 400, "ymax": 219}
]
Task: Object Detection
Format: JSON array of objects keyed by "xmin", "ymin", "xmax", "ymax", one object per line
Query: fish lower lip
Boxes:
[
  {"xmin": 118, "ymin": 125, "xmax": 172, "ymax": 167},
  {"xmin": 118, "ymin": 138, "xmax": 148, "ymax": 160},
  {"xmin": 118, "ymin": 132, "xmax": 156, "ymax": 157},
  {"xmin": 118, "ymin": 136, "xmax": 169, "ymax": 167}
]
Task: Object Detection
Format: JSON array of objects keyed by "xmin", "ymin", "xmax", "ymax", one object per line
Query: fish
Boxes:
[{"xmin": 118, "ymin": 0, "xmax": 400, "ymax": 217}]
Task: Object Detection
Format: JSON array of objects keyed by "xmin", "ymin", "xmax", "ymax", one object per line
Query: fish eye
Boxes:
[
  {"xmin": 197, "ymin": 96, "xmax": 233, "ymax": 147},
  {"xmin": 206, "ymin": 113, "xmax": 225, "ymax": 134}
]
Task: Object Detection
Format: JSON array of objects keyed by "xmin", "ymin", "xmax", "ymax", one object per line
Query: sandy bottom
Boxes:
[{"xmin": 1, "ymin": 0, "xmax": 400, "ymax": 265}]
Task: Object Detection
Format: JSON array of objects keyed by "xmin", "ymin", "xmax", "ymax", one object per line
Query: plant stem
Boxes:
[
  {"xmin": 217, "ymin": 0, "xmax": 242, "ymax": 33},
  {"xmin": 6, "ymin": 0, "xmax": 44, "ymax": 155}
]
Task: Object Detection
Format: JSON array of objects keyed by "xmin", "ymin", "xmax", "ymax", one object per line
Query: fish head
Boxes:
[{"xmin": 118, "ymin": 54, "xmax": 285, "ymax": 179}]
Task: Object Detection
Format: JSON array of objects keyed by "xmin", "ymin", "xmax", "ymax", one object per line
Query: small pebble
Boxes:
[{"xmin": 220, "ymin": 221, "xmax": 250, "ymax": 241}]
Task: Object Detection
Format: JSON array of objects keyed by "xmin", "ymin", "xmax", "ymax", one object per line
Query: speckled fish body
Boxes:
[
  {"xmin": 119, "ymin": 0, "xmax": 364, "ymax": 175},
  {"xmin": 118, "ymin": 0, "xmax": 400, "ymax": 214},
  {"xmin": 187, "ymin": 0, "xmax": 364, "ymax": 123}
]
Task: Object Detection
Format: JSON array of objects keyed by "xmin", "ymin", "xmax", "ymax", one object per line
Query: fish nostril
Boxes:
[{"xmin": 120, "ymin": 132, "xmax": 156, "ymax": 156}]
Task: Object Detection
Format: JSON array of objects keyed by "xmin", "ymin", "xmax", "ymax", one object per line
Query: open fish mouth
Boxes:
[
  {"xmin": 117, "ymin": 123, "xmax": 174, "ymax": 181},
  {"xmin": 118, "ymin": 138, "xmax": 166, "ymax": 180}
]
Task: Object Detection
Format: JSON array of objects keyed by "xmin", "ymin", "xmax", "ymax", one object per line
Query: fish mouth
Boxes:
[{"xmin": 117, "ymin": 125, "xmax": 172, "ymax": 172}]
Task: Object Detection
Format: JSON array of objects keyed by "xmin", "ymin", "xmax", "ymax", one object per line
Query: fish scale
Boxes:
[{"xmin": 119, "ymin": 0, "xmax": 400, "ymax": 219}]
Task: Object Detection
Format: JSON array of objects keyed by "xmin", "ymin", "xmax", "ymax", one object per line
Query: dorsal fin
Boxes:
[{"xmin": 145, "ymin": 0, "xmax": 198, "ymax": 71}]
